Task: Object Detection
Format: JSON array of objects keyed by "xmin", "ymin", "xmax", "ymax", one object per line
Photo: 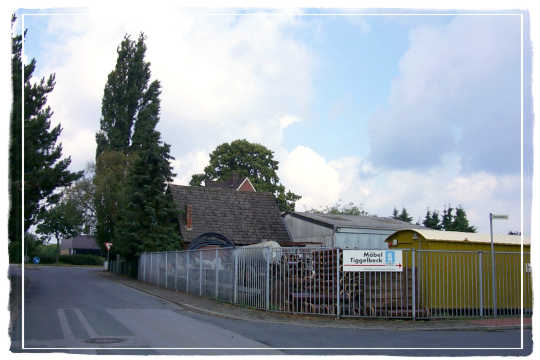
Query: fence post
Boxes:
[
  {"xmin": 336, "ymin": 248, "xmax": 341, "ymax": 319},
  {"xmin": 186, "ymin": 251, "xmax": 190, "ymax": 294},
  {"xmin": 234, "ymin": 250, "xmax": 238, "ymax": 304},
  {"xmin": 265, "ymin": 248, "xmax": 270, "ymax": 311},
  {"xmin": 199, "ymin": 251, "xmax": 203, "ymax": 296},
  {"xmin": 412, "ymin": 249, "xmax": 416, "ymax": 320},
  {"xmin": 165, "ymin": 252, "xmax": 168, "ymax": 289},
  {"xmin": 215, "ymin": 248, "xmax": 219, "ymax": 299},
  {"xmin": 478, "ymin": 251, "xmax": 483, "ymax": 317},
  {"xmin": 175, "ymin": 252, "xmax": 179, "ymax": 291}
]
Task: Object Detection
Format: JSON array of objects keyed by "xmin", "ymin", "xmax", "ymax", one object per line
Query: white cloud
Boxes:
[
  {"xmin": 280, "ymin": 145, "xmax": 342, "ymax": 210},
  {"xmin": 368, "ymin": 15, "xmax": 522, "ymax": 174},
  {"xmin": 37, "ymin": 8, "xmax": 315, "ymax": 174},
  {"xmin": 279, "ymin": 115, "xmax": 302, "ymax": 129}
]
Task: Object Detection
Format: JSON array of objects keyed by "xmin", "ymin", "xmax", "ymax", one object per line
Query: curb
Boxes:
[{"xmin": 106, "ymin": 273, "xmax": 532, "ymax": 332}]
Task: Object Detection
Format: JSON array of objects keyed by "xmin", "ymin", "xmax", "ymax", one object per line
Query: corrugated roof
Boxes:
[
  {"xmin": 392, "ymin": 229, "xmax": 530, "ymax": 246},
  {"xmin": 168, "ymin": 184, "xmax": 290, "ymax": 245},
  {"xmin": 290, "ymin": 212, "xmax": 425, "ymax": 231}
]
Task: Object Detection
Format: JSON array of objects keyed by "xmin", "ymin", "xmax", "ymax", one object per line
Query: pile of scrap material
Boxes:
[{"xmin": 269, "ymin": 248, "xmax": 418, "ymax": 317}]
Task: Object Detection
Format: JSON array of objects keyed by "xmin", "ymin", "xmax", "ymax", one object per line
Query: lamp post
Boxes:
[{"xmin": 489, "ymin": 213, "xmax": 508, "ymax": 318}]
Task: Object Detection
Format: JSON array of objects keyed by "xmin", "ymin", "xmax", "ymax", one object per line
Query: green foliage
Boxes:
[
  {"xmin": 94, "ymin": 33, "xmax": 182, "ymax": 260},
  {"xmin": 94, "ymin": 150, "xmax": 131, "ymax": 251},
  {"xmin": 8, "ymin": 237, "xmax": 21, "ymax": 264},
  {"xmin": 190, "ymin": 139, "xmax": 301, "ymax": 212},
  {"xmin": 422, "ymin": 209, "xmax": 443, "ymax": 230},
  {"xmin": 425, "ymin": 205, "xmax": 477, "ymax": 232},
  {"xmin": 392, "ymin": 207, "xmax": 413, "ymax": 223},
  {"xmin": 310, "ymin": 200, "xmax": 369, "ymax": 216},
  {"xmin": 32, "ymin": 244, "xmax": 57, "ymax": 264},
  {"xmin": 9, "ymin": 16, "xmax": 82, "ymax": 262},
  {"xmin": 64, "ymin": 163, "xmax": 96, "ymax": 235},
  {"xmin": 59, "ymin": 254, "xmax": 104, "ymax": 266},
  {"xmin": 96, "ymin": 33, "xmax": 153, "ymax": 156},
  {"xmin": 36, "ymin": 196, "xmax": 85, "ymax": 263},
  {"xmin": 115, "ymin": 143, "xmax": 182, "ymax": 260},
  {"xmin": 452, "ymin": 206, "xmax": 477, "ymax": 232}
]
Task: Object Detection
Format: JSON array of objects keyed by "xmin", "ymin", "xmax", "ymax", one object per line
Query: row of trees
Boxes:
[
  {"xmin": 308, "ymin": 203, "xmax": 477, "ymax": 234},
  {"xmin": 391, "ymin": 206, "xmax": 477, "ymax": 233}
]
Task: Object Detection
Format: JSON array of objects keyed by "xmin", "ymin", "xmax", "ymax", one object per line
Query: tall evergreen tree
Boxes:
[
  {"xmin": 94, "ymin": 33, "xmax": 182, "ymax": 258},
  {"xmin": 398, "ymin": 208, "xmax": 413, "ymax": 223},
  {"xmin": 442, "ymin": 206, "xmax": 455, "ymax": 231},
  {"xmin": 392, "ymin": 207, "xmax": 413, "ymax": 223},
  {"xmin": 96, "ymin": 33, "xmax": 151, "ymax": 156},
  {"xmin": 439, "ymin": 205, "xmax": 476, "ymax": 232},
  {"xmin": 423, "ymin": 209, "xmax": 442, "ymax": 230},
  {"xmin": 9, "ymin": 16, "xmax": 82, "ymax": 261},
  {"xmin": 452, "ymin": 206, "xmax": 477, "ymax": 232}
]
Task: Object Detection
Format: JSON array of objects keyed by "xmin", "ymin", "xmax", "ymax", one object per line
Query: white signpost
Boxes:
[
  {"xmin": 104, "ymin": 242, "xmax": 112, "ymax": 270},
  {"xmin": 343, "ymin": 250, "xmax": 403, "ymax": 272}
]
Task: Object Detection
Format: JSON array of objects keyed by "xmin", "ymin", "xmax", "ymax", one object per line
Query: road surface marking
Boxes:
[
  {"xmin": 57, "ymin": 309, "xmax": 76, "ymax": 341},
  {"xmin": 73, "ymin": 308, "xmax": 99, "ymax": 339}
]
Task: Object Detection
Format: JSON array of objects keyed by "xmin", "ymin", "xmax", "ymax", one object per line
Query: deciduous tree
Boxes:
[
  {"xmin": 190, "ymin": 139, "xmax": 301, "ymax": 212},
  {"xmin": 36, "ymin": 197, "xmax": 84, "ymax": 263}
]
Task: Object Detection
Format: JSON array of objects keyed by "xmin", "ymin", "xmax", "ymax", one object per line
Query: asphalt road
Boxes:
[{"xmin": 11, "ymin": 266, "xmax": 533, "ymax": 356}]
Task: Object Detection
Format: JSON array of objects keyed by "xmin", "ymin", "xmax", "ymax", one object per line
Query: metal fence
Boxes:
[{"xmin": 129, "ymin": 247, "xmax": 532, "ymax": 319}]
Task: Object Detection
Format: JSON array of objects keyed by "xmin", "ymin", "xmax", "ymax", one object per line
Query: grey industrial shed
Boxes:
[{"xmin": 282, "ymin": 212, "xmax": 424, "ymax": 249}]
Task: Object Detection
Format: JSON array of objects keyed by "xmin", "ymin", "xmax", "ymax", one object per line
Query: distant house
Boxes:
[
  {"xmin": 60, "ymin": 235, "xmax": 102, "ymax": 256},
  {"xmin": 283, "ymin": 212, "xmax": 424, "ymax": 249},
  {"xmin": 168, "ymin": 184, "xmax": 290, "ymax": 248},
  {"xmin": 204, "ymin": 172, "xmax": 256, "ymax": 192}
]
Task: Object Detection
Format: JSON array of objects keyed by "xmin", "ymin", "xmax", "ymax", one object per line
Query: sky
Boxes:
[{"xmin": 14, "ymin": 6, "xmax": 534, "ymax": 235}]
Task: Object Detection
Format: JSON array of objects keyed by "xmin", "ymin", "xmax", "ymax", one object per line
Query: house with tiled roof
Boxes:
[
  {"xmin": 60, "ymin": 235, "xmax": 102, "ymax": 256},
  {"xmin": 168, "ymin": 184, "xmax": 290, "ymax": 248},
  {"xmin": 204, "ymin": 172, "xmax": 256, "ymax": 192}
]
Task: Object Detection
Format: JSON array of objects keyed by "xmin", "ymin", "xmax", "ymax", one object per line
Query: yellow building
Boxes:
[{"xmin": 383, "ymin": 229, "xmax": 531, "ymax": 317}]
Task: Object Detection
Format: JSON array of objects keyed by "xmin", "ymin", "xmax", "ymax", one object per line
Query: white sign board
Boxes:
[
  {"xmin": 526, "ymin": 263, "xmax": 532, "ymax": 273},
  {"xmin": 343, "ymin": 250, "xmax": 403, "ymax": 272}
]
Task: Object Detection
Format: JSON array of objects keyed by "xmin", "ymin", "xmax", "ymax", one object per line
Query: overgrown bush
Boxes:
[{"xmin": 59, "ymin": 254, "xmax": 104, "ymax": 266}]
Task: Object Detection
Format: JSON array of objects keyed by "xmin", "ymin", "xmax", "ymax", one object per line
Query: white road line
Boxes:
[
  {"xmin": 73, "ymin": 308, "xmax": 99, "ymax": 339},
  {"xmin": 57, "ymin": 309, "xmax": 75, "ymax": 341}
]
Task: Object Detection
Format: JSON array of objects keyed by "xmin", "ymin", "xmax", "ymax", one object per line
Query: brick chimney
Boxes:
[{"xmin": 186, "ymin": 204, "xmax": 192, "ymax": 230}]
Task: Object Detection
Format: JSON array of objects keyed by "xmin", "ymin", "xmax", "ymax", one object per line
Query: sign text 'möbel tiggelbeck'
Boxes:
[{"xmin": 343, "ymin": 250, "xmax": 403, "ymax": 272}]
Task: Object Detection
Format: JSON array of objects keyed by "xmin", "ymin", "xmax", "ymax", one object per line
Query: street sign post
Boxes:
[
  {"xmin": 105, "ymin": 242, "xmax": 112, "ymax": 270},
  {"xmin": 489, "ymin": 213, "xmax": 508, "ymax": 318},
  {"xmin": 343, "ymin": 250, "xmax": 403, "ymax": 272}
]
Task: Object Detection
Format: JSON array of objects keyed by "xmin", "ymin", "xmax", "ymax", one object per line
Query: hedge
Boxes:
[{"xmin": 58, "ymin": 254, "xmax": 105, "ymax": 266}]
